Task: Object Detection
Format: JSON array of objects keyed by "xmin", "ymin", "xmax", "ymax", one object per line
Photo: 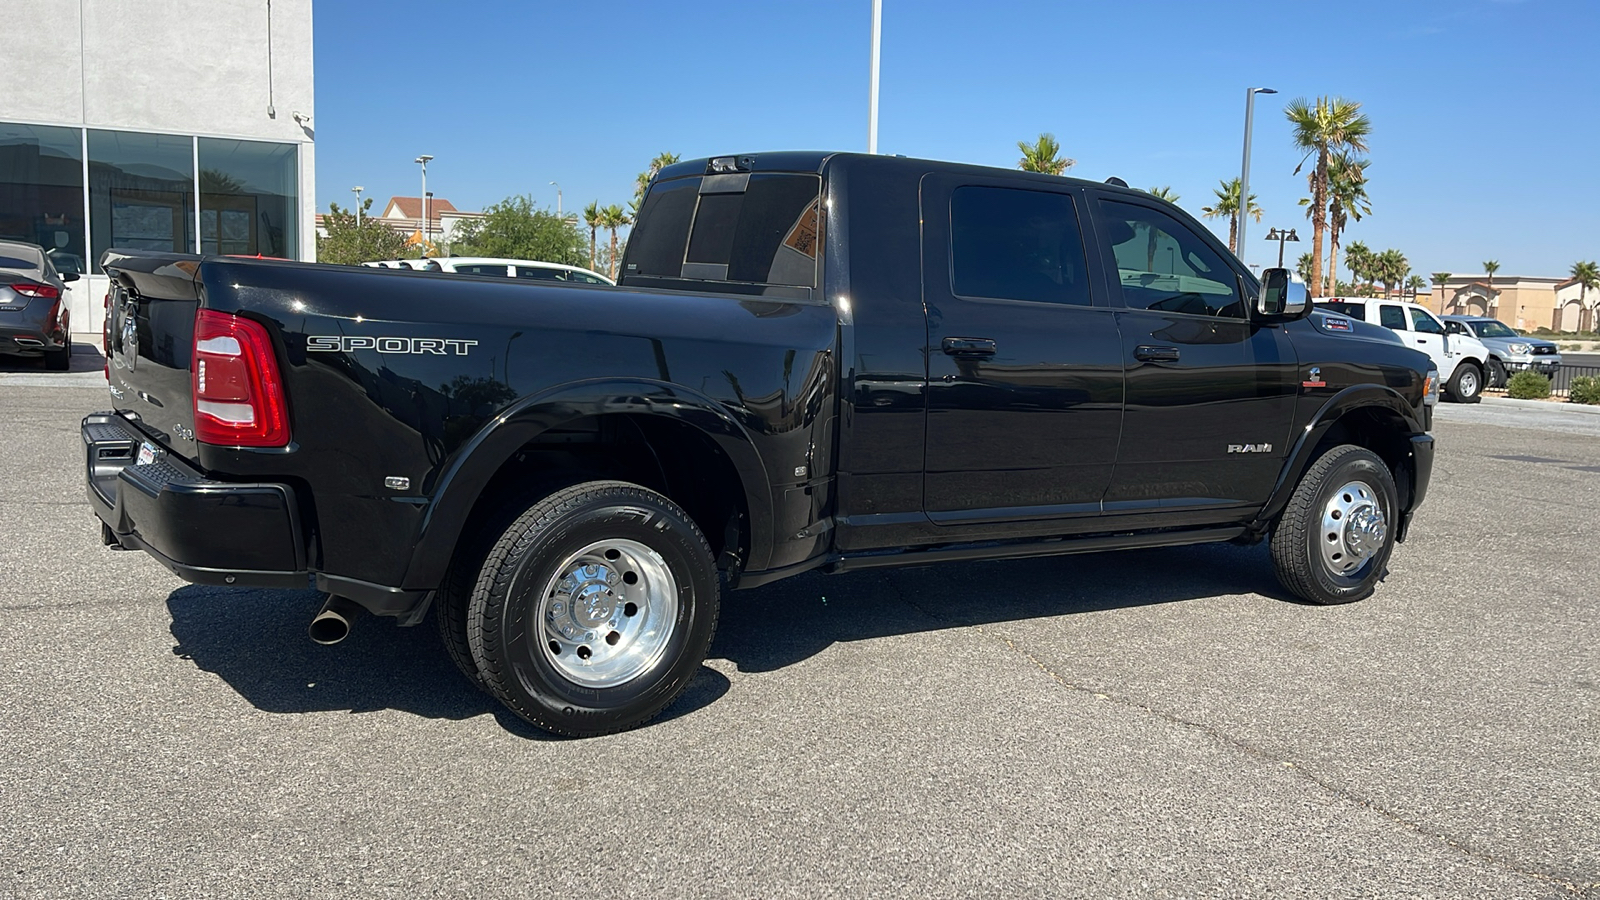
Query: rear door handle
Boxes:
[
  {"xmin": 942, "ymin": 336, "xmax": 997, "ymax": 359},
  {"xmin": 1134, "ymin": 345, "xmax": 1180, "ymax": 363}
]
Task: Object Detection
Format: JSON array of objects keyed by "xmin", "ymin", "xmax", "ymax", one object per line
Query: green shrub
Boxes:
[
  {"xmin": 1569, "ymin": 375, "xmax": 1600, "ymax": 405},
  {"xmin": 1506, "ymin": 370, "xmax": 1551, "ymax": 400}
]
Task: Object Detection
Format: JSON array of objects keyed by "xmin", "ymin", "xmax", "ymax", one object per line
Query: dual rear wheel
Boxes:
[{"xmin": 438, "ymin": 481, "xmax": 719, "ymax": 738}]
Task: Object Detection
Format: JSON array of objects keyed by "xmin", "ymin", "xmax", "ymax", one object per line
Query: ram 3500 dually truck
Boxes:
[{"xmin": 84, "ymin": 152, "xmax": 1437, "ymax": 737}]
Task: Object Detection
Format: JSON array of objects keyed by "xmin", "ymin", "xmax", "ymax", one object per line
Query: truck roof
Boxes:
[{"xmin": 655, "ymin": 151, "xmax": 1134, "ymax": 195}]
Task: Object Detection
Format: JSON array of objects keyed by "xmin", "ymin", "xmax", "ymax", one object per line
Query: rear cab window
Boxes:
[
  {"xmin": 622, "ymin": 170, "xmax": 821, "ymax": 297},
  {"xmin": 950, "ymin": 186, "xmax": 1091, "ymax": 306}
]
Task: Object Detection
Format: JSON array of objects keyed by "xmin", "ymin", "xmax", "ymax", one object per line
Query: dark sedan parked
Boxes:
[{"xmin": 0, "ymin": 240, "xmax": 76, "ymax": 370}]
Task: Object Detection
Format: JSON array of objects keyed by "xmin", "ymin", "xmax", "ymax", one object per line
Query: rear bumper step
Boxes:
[{"xmin": 82, "ymin": 412, "xmax": 309, "ymax": 587}]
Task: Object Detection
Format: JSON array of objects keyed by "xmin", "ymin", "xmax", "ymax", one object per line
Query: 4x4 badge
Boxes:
[{"xmin": 1302, "ymin": 366, "xmax": 1327, "ymax": 388}]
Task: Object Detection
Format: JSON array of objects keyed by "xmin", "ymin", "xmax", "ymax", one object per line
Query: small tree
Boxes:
[
  {"xmin": 316, "ymin": 199, "xmax": 410, "ymax": 265},
  {"xmin": 451, "ymin": 195, "xmax": 588, "ymax": 266},
  {"xmin": 600, "ymin": 204, "xmax": 630, "ymax": 280},
  {"xmin": 1431, "ymin": 272, "xmax": 1452, "ymax": 310}
]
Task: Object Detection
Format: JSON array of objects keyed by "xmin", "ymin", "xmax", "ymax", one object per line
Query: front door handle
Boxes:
[
  {"xmin": 1416, "ymin": 339, "xmax": 1427, "ymax": 345},
  {"xmin": 1134, "ymin": 345, "xmax": 1180, "ymax": 363},
  {"xmin": 942, "ymin": 336, "xmax": 997, "ymax": 359}
]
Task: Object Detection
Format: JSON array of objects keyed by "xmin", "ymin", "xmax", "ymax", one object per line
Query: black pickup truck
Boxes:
[{"xmin": 85, "ymin": 152, "xmax": 1437, "ymax": 736}]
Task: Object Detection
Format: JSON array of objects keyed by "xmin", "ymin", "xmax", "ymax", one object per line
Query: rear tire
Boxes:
[
  {"xmin": 468, "ymin": 481, "xmax": 719, "ymax": 737},
  {"xmin": 1271, "ymin": 445, "xmax": 1398, "ymax": 606},
  {"xmin": 43, "ymin": 345, "xmax": 70, "ymax": 371},
  {"xmin": 1447, "ymin": 362, "xmax": 1483, "ymax": 403}
]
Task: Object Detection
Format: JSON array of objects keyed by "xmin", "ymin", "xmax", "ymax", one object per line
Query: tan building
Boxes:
[{"xmin": 1428, "ymin": 274, "xmax": 1589, "ymax": 333}]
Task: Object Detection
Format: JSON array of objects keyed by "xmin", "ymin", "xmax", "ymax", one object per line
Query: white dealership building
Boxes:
[{"xmin": 0, "ymin": 0, "xmax": 316, "ymax": 335}]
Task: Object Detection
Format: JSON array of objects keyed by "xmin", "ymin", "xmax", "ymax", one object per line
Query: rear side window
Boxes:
[
  {"xmin": 515, "ymin": 266, "xmax": 566, "ymax": 281},
  {"xmin": 1379, "ymin": 305, "xmax": 1407, "ymax": 330},
  {"xmin": 950, "ymin": 186, "xmax": 1090, "ymax": 306},
  {"xmin": 0, "ymin": 254, "xmax": 40, "ymax": 271},
  {"xmin": 623, "ymin": 173, "xmax": 820, "ymax": 287},
  {"xmin": 455, "ymin": 264, "xmax": 510, "ymax": 277}
]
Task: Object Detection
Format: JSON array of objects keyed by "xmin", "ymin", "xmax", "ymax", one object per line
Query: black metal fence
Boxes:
[{"xmin": 1485, "ymin": 363, "xmax": 1600, "ymax": 398}]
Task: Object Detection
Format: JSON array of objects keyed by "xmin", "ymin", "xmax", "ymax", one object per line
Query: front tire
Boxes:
[
  {"xmin": 468, "ymin": 481, "xmax": 719, "ymax": 737},
  {"xmin": 1447, "ymin": 362, "xmax": 1483, "ymax": 403},
  {"xmin": 1487, "ymin": 358, "xmax": 1507, "ymax": 389},
  {"xmin": 1271, "ymin": 445, "xmax": 1398, "ymax": 605}
]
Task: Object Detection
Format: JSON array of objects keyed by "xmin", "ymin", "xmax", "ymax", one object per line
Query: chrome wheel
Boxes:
[
  {"xmin": 536, "ymin": 538, "xmax": 678, "ymax": 688},
  {"xmin": 1457, "ymin": 367, "xmax": 1480, "ymax": 398},
  {"xmin": 1319, "ymin": 480, "xmax": 1387, "ymax": 578}
]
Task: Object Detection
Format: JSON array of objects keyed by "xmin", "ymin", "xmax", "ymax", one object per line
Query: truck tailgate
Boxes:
[{"xmin": 103, "ymin": 252, "xmax": 203, "ymax": 466}]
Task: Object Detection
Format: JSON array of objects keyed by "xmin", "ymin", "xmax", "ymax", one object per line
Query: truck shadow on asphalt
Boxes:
[{"xmin": 164, "ymin": 541, "xmax": 1285, "ymax": 734}]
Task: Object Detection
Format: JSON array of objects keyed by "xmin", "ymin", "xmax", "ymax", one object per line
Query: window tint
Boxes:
[
  {"xmin": 1474, "ymin": 319, "xmax": 1517, "ymax": 338},
  {"xmin": 624, "ymin": 173, "xmax": 820, "ymax": 287},
  {"xmin": 1320, "ymin": 300, "xmax": 1365, "ymax": 319},
  {"xmin": 1379, "ymin": 305, "xmax": 1407, "ymax": 330},
  {"xmin": 455, "ymin": 264, "xmax": 510, "ymax": 277},
  {"xmin": 950, "ymin": 187, "xmax": 1090, "ymax": 305},
  {"xmin": 624, "ymin": 176, "xmax": 700, "ymax": 277},
  {"xmin": 515, "ymin": 266, "xmax": 566, "ymax": 281},
  {"xmin": 1098, "ymin": 199, "xmax": 1242, "ymax": 317},
  {"xmin": 0, "ymin": 254, "xmax": 40, "ymax": 271},
  {"xmin": 1409, "ymin": 307, "xmax": 1443, "ymax": 334}
]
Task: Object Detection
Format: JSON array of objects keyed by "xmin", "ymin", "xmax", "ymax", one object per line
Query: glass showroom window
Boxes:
[
  {"xmin": 0, "ymin": 123, "xmax": 87, "ymax": 275},
  {"xmin": 88, "ymin": 130, "xmax": 195, "ymax": 272},
  {"xmin": 198, "ymin": 138, "xmax": 298, "ymax": 259}
]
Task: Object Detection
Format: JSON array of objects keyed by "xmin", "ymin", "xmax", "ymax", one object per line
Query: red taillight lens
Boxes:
[
  {"xmin": 11, "ymin": 282, "xmax": 60, "ymax": 300},
  {"xmin": 191, "ymin": 309, "xmax": 290, "ymax": 447}
]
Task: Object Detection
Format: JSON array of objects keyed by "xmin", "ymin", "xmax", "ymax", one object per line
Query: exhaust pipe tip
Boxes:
[{"xmin": 308, "ymin": 595, "xmax": 364, "ymax": 645}]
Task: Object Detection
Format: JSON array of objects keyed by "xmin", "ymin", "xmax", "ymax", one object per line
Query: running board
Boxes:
[{"xmin": 826, "ymin": 526, "xmax": 1248, "ymax": 573}]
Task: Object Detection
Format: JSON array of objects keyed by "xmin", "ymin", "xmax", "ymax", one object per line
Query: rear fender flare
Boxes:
[
  {"xmin": 1256, "ymin": 385, "xmax": 1425, "ymax": 528},
  {"xmin": 400, "ymin": 378, "xmax": 773, "ymax": 590}
]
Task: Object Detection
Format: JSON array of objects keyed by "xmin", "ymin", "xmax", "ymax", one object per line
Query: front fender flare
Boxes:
[
  {"xmin": 399, "ymin": 378, "xmax": 773, "ymax": 591},
  {"xmin": 1255, "ymin": 385, "xmax": 1426, "ymax": 530}
]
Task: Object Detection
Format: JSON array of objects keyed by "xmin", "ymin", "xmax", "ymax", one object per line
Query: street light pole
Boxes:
[
  {"xmin": 351, "ymin": 186, "xmax": 364, "ymax": 225},
  {"xmin": 414, "ymin": 154, "xmax": 433, "ymax": 248},
  {"xmin": 1265, "ymin": 227, "xmax": 1299, "ymax": 268},
  {"xmin": 550, "ymin": 181, "xmax": 562, "ymax": 217},
  {"xmin": 868, "ymin": 0, "xmax": 882, "ymax": 154},
  {"xmin": 1237, "ymin": 87, "xmax": 1276, "ymax": 271}
]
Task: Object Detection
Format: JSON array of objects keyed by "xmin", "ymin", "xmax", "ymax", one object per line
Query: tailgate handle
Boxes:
[
  {"xmin": 941, "ymin": 337, "xmax": 997, "ymax": 359},
  {"xmin": 1134, "ymin": 345, "xmax": 1180, "ymax": 362}
]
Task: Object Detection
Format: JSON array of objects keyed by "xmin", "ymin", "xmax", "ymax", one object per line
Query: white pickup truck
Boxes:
[{"xmin": 1317, "ymin": 298, "xmax": 1491, "ymax": 403}]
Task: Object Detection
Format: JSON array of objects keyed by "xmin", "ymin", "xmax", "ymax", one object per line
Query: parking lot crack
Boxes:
[{"xmin": 875, "ymin": 570, "xmax": 1597, "ymax": 896}]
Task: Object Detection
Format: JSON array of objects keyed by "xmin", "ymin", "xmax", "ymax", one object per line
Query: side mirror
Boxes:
[
  {"xmin": 61, "ymin": 272, "xmax": 80, "ymax": 283},
  {"xmin": 1256, "ymin": 267, "xmax": 1310, "ymax": 321}
]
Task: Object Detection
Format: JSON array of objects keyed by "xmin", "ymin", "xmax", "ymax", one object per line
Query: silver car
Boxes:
[
  {"xmin": 0, "ymin": 240, "xmax": 78, "ymax": 370},
  {"xmin": 1441, "ymin": 315, "xmax": 1560, "ymax": 389}
]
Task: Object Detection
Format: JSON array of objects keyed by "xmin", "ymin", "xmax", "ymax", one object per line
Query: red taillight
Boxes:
[
  {"xmin": 191, "ymin": 309, "xmax": 290, "ymax": 447},
  {"xmin": 11, "ymin": 282, "xmax": 60, "ymax": 300}
]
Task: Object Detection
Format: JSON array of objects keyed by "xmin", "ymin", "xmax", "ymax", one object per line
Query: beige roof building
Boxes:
[{"xmin": 1428, "ymin": 274, "xmax": 1593, "ymax": 333}]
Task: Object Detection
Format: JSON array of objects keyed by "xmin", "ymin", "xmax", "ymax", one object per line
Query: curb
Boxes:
[{"xmin": 1479, "ymin": 395, "xmax": 1600, "ymax": 416}]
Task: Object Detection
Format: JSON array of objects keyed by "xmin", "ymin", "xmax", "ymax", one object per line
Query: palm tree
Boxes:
[
  {"xmin": 1320, "ymin": 154, "xmax": 1370, "ymax": 294},
  {"xmin": 582, "ymin": 201, "xmax": 603, "ymax": 271},
  {"xmin": 1295, "ymin": 251, "xmax": 1316, "ymax": 284},
  {"xmin": 1016, "ymin": 133, "xmax": 1074, "ymax": 175},
  {"xmin": 1375, "ymin": 249, "xmax": 1409, "ymax": 298},
  {"xmin": 1344, "ymin": 241, "xmax": 1373, "ymax": 296},
  {"xmin": 600, "ymin": 204, "xmax": 630, "ymax": 280},
  {"xmin": 633, "ymin": 152, "xmax": 682, "ymax": 208},
  {"xmin": 1145, "ymin": 186, "xmax": 1179, "ymax": 204},
  {"xmin": 1406, "ymin": 274, "xmax": 1426, "ymax": 300},
  {"xmin": 1285, "ymin": 96, "xmax": 1373, "ymax": 297},
  {"xmin": 1431, "ymin": 272, "xmax": 1453, "ymax": 311},
  {"xmin": 1571, "ymin": 260, "xmax": 1600, "ymax": 330},
  {"xmin": 1200, "ymin": 178, "xmax": 1262, "ymax": 254},
  {"xmin": 1482, "ymin": 259, "xmax": 1500, "ymax": 305}
]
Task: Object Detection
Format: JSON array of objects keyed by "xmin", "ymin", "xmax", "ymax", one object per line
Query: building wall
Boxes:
[
  {"xmin": 1432, "ymin": 276, "xmax": 1567, "ymax": 333},
  {"xmin": 0, "ymin": 0, "xmax": 315, "ymax": 335}
]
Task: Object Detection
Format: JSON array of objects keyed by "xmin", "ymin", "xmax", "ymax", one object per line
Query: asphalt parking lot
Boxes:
[{"xmin": 2, "ymin": 376, "xmax": 1596, "ymax": 899}]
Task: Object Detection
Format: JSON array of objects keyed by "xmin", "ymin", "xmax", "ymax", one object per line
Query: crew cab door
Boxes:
[
  {"xmin": 920, "ymin": 174, "xmax": 1124, "ymax": 530},
  {"xmin": 1087, "ymin": 193, "xmax": 1298, "ymax": 515}
]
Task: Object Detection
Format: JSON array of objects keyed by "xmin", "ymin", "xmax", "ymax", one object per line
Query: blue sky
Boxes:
[{"xmin": 313, "ymin": 0, "xmax": 1599, "ymax": 280}]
